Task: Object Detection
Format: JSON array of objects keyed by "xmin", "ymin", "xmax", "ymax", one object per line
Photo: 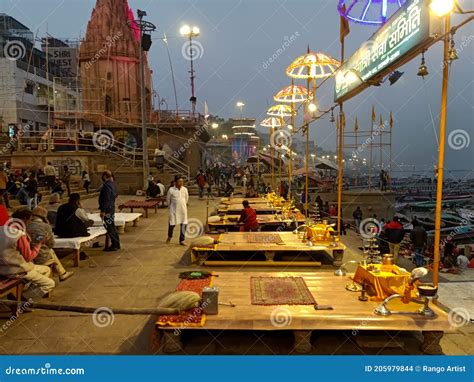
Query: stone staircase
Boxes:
[{"xmin": 8, "ymin": 180, "xmax": 100, "ymax": 210}]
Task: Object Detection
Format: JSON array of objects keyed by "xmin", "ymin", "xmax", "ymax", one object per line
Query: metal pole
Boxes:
[
  {"xmin": 337, "ymin": 32, "xmax": 345, "ymax": 239},
  {"xmin": 139, "ymin": 16, "xmax": 149, "ymax": 190},
  {"xmin": 189, "ymin": 35, "xmax": 196, "ymax": 115},
  {"xmin": 433, "ymin": 16, "xmax": 451, "ymax": 288},
  {"xmin": 369, "ymin": 108, "xmax": 374, "ymax": 191}
]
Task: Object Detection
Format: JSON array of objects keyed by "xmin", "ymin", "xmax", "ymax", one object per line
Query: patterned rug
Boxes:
[
  {"xmin": 156, "ymin": 276, "xmax": 213, "ymax": 328},
  {"xmin": 250, "ymin": 277, "xmax": 316, "ymax": 305},
  {"xmin": 247, "ymin": 233, "xmax": 283, "ymax": 244}
]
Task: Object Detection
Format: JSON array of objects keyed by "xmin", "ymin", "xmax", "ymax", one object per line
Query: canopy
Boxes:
[{"xmin": 314, "ymin": 158, "xmax": 338, "ymax": 171}]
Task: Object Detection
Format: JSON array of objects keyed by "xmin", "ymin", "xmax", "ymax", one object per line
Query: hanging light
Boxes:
[
  {"xmin": 330, "ymin": 110, "xmax": 335, "ymax": 123},
  {"xmin": 338, "ymin": 0, "xmax": 407, "ymax": 26},
  {"xmin": 417, "ymin": 51, "xmax": 429, "ymax": 78},
  {"xmin": 429, "ymin": 0, "xmax": 455, "ymax": 17},
  {"xmin": 448, "ymin": 33, "xmax": 459, "ymax": 63},
  {"xmin": 388, "ymin": 71, "xmax": 404, "ymax": 85}
]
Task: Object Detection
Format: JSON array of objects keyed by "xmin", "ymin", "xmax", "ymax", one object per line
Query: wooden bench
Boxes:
[
  {"xmin": 0, "ymin": 277, "xmax": 24, "ymax": 316},
  {"xmin": 118, "ymin": 200, "xmax": 161, "ymax": 218}
]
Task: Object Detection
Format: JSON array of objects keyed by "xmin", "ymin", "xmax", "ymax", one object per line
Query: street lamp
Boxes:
[
  {"xmin": 129, "ymin": 9, "xmax": 156, "ymax": 190},
  {"xmin": 180, "ymin": 24, "xmax": 200, "ymax": 114},
  {"xmin": 429, "ymin": 0, "xmax": 455, "ymax": 16},
  {"xmin": 236, "ymin": 102, "xmax": 245, "ymax": 119},
  {"xmin": 211, "ymin": 123, "xmax": 219, "ymax": 129}
]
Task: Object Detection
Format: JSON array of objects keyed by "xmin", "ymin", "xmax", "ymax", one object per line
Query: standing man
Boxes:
[
  {"xmin": 166, "ymin": 176, "xmax": 189, "ymax": 245},
  {"xmin": 410, "ymin": 220, "xmax": 427, "ymax": 267},
  {"xmin": 99, "ymin": 171, "xmax": 120, "ymax": 252},
  {"xmin": 0, "ymin": 167, "xmax": 9, "ymax": 208},
  {"xmin": 383, "ymin": 216, "xmax": 405, "ymax": 262},
  {"xmin": 196, "ymin": 170, "xmax": 206, "ymax": 199},
  {"xmin": 154, "ymin": 146, "xmax": 166, "ymax": 172},
  {"xmin": 352, "ymin": 206, "xmax": 363, "ymax": 232},
  {"xmin": 44, "ymin": 162, "xmax": 56, "ymax": 190}
]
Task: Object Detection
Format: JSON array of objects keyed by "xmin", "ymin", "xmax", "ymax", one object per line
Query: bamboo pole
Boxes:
[
  {"xmin": 433, "ymin": 16, "xmax": 451, "ymax": 288},
  {"xmin": 368, "ymin": 106, "xmax": 374, "ymax": 191},
  {"xmin": 337, "ymin": 29, "xmax": 345, "ymax": 239}
]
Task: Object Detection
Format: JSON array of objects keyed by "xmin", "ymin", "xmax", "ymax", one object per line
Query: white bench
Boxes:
[
  {"xmin": 54, "ymin": 227, "xmax": 107, "ymax": 267},
  {"xmin": 87, "ymin": 213, "xmax": 143, "ymax": 233}
]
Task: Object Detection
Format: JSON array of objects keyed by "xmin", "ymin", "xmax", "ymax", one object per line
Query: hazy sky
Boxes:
[{"xmin": 3, "ymin": 0, "xmax": 473, "ymax": 178}]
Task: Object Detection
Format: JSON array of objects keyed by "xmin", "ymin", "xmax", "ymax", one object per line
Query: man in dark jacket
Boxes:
[
  {"xmin": 99, "ymin": 171, "xmax": 120, "ymax": 251},
  {"xmin": 55, "ymin": 194, "xmax": 90, "ymax": 238},
  {"xmin": 410, "ymin": 220, "xmax": 427, "ymax": 267},
  {"xmin": 383, "ymin": 216, "xmax": 405, "ymax": 262}
]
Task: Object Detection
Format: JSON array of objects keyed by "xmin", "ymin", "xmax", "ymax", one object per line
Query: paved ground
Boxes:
[{"xmin": 0, "ymin": 195, "xmax": 472, "ymax": 355}]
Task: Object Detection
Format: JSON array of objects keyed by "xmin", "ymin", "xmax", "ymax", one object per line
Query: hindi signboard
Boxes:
[{"xmin": 335, "ymin": 0, "xmax": 442, "ymax": 102}]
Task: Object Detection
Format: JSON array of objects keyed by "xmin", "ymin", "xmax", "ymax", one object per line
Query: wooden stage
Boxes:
[
  {"xmin": 190, "ymin": 232, "xmax": 344, "ymax": 266},
  {"xmin": 219, "ymin": 197, "xmax": 274, "ymax": 205},
  {"xmin": 208, "ymin": 213, "xmax": 306, "ymax": 232},
  {"xmin": 157, "ymin": 272, "xmax": 453, "ymax": 354}
]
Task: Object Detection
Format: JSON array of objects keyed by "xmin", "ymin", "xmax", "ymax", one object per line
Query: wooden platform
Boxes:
[
  {"xmin": 118, "ymin": 200, "xmax": 161, "ymax": 218},
  {"xmin": 190, "ymin": 232, "xmax": 344, "ymax": 266},
  {"xmin": 157, "ymin": 272, "xmax": 453, "ymax": 354},
  {"xmin": 219, "ymin": 197, "xmax": 271, "ymax": 205},
  {"xmin": 208, "ymin": 213, "xmax": 306, "ymax": 232}
]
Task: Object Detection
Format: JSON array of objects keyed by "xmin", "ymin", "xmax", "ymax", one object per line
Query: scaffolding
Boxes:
[{"xmin": 343, "ymin": 106, "xmax": 393, "ymax": 191}]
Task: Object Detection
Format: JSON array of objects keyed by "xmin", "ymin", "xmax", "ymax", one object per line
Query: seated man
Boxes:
[
  {"xmin": 1, "ymin": 209, "xmax": 55, "ymax": 299},
  {"xmin": 238, "ymin": 200, "xmax": 259, "ymax": 232},
  {"xmin": 27, "ymin": 206, "xmax": 74, "ymax": 281},
  {"xmin": 54, "ymin": 193, "xmax": 92, "ymax": 238}
]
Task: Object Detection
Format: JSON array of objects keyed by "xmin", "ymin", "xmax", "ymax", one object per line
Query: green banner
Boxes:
[{"xmin": 335, "ymin": 0, "xmax": 432, "ymax": 102}]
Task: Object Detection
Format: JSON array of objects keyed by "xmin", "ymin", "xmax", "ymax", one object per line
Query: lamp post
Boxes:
[
  {"xmin": 180, "ymin": 25, "xmax": 200, "ymax": 115},
  {"xmin": 236, "ymin": 102, "xmax": 245, "ymax": 120},
  {"xmin": 129, "ymin": 10, "xmax": 156, "ymax": 190}
]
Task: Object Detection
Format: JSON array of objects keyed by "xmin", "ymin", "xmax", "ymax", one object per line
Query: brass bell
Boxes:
[
  {"xmin": 417, "ymin": 52, "xmax": 429, "ymax": 78},
  {"xmin": 449, "ymin": 48, "xmax": 459, "ymax": 62},
  {"xmin": 417, "ymin": 64, "xmax": 429, "ymax": 78}
]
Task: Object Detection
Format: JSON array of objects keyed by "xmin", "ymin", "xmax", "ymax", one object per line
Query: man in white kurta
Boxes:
[{"xmin": 166, "ymin": 177, "xmax": 189, "ymax": 245}]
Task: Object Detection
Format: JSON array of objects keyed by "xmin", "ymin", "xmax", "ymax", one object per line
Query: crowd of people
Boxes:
[
  {"xmin": 0, "ymin": 163, "xmax": 93, "ymax": 211},
  {"xmin": 0, "ymin": 170, "xmax": 120, "ymax": 301}
]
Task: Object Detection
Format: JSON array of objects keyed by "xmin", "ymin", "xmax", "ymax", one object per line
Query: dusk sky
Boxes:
[{"xmin": 3, "ymin": 0, "xmax": 473, "ymax": 178}]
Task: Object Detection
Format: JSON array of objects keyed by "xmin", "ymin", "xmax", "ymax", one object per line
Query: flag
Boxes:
[
  {"xmin": 371, "ymin": 105, "xmax": 376, "ymax": 122},
  {"xmin": 340, "ymin": 4, "xmax": 350, "ymax": 43},
  {"xmin": 354, "ymin": 117, "xmax": 359, "ymax": 132},
  {"xmin": 204, "ymin": 101, "xmax": 209, "ymax": 119},
  {"xmin": 390, "ymin": 111, "xmax": 393, "ymax": 129}
]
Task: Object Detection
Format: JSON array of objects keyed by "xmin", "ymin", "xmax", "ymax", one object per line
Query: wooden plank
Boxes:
[{"xmin": 162, "ymin": 272, "xmax": 451, "ymax": 332}]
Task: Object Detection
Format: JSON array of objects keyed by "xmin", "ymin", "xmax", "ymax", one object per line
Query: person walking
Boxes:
[
  {"xmin": 44, "ymin": 162, "xmax": 56, "ymax": 190},
  {"xmin": 99, "ymin": 171, "xmax": 120, "ymax": 251},
  {"xmin": 166, "ymin": 176, "xmax": 189, "ymax": 245},
  {"xmin": 62, "ymin": 165, "xmax": 71, "ymax": 196},
  {"xmin": 82, "ymin": 171, "xmax": 91, "ymax": 193},
  {"xmin": 25, "ymin": 172, "xmax": 39, "ymax": 209},
  {"xmin": 410, "ymin": 220, "xmax": 427, "ymax": 267},
  {"xmin": 196, "ymin": 170, "xmax": 206, "ymax": 199}
]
